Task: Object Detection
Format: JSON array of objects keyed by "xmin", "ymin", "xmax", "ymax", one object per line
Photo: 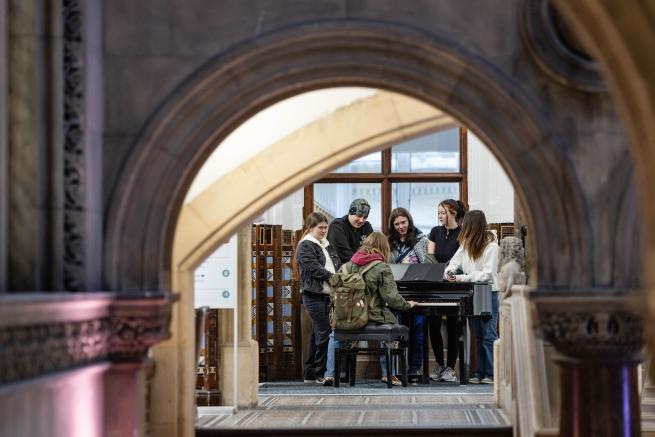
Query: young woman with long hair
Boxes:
[
  {"xmin": 296, "ymin": 212, "xmax": 341, "ymax": 385},
  {"xmin": 342, "ymin": 231, "xmax": 417, "ymax": 385},
  {"xmin": 387, "ymin": 207, "xmax": 429, "ymax": 378},
  {"xmin": 426, "ymin": 199, "xmax": 466, "ymax": 383},
  {"xmin": 387, "ymin": 207, "xmax": 430, "ymax": 264},
  {"xmin": 444, "ymin": 209, "xmax": 499, "ymax": 384}
]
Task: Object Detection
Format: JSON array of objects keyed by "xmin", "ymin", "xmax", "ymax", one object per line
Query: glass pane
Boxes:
[
  {"xmin": 313, "ymin": 183, "xmax": 381, "ymax": 231},
  {"xmin": 391, "ymin": 182, "xmax": 459, "ymax": 234},
  {"xmin": 391, "ymin": 128, "xmax": 460, "ymax": 173},
  {"xmin": 333, "ymin": 152, "xmax": 381, "ymax": 173}
]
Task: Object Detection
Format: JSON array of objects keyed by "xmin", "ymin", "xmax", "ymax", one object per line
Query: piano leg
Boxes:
[
  {"xmin": 458, "ymin": 317, "xmax": 471, "ymax": 385},
  {"xmin": 422, "ymin": 317, "xmax": 430, "ymax": 384},
  {"xmin": 335, "ymin": 346, "xmax": 341, "ymax": 388}
]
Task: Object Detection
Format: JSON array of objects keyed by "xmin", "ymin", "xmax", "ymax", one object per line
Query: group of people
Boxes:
[{"xmin": 296, "ymin": 198, "xmax": 500, "ymax": 386}]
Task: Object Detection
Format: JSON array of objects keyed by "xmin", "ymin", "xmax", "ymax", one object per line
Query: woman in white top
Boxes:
[{"xmin": 444, "ymin": 210, "xmax": 499, "ymax": 384}]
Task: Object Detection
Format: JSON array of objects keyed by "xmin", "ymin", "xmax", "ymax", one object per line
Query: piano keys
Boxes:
[{"xmin": 390, "ymin": 263, "xmax": 493, "ymax": 384}]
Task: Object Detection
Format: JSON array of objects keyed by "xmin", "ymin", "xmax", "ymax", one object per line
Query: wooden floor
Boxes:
[{"xmin": 196, "ymin": 380, "xmax": 512, "ymax": 436}]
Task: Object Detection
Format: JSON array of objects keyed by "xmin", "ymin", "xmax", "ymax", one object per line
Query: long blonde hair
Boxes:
[
  {"xmin": 458, "ymin": 210, "xmax": 495, "ymax": 261},
  {"xmin": 359, "ymin": 231, "xmax": 391, "ymax": 263}
]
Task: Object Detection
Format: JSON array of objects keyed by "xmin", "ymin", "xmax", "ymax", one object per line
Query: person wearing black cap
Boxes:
[{"xmin": 326, "ymin": 198, "xmax": 374, "ymax": 264}]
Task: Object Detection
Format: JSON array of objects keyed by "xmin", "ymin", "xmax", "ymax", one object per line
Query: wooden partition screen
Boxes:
[
  {"xmin": 251, "ymin": 225, "xmax": 302, "ymax": 380},
  {"xmin": 195, "ymin": 308, "xmax": 220, "ymax": 406}
]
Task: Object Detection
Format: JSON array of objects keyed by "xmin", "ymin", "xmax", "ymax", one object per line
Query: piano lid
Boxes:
[{"xmin": 390, "ymin": 263, "xmax": 447, "ymax": 282}]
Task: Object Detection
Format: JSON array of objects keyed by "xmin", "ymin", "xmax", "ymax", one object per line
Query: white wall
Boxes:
[
  {"xmin": 468, "ymin": 132, "xmax": 514, "ymax": 223},
  {"xmin": 256, "ymin": 188, "xmax": 304, "ymax": 231},
  {"xmin": 194, "ymin": 234, "xmax": 238, "ymax": 309}
]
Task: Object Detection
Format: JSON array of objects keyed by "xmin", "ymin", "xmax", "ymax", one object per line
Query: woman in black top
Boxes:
[{"xmin": 427, "ymin": 199, "xmax": 466, "ymax": 382}]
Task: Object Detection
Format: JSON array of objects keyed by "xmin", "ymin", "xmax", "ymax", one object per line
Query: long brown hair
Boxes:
[
  {"xmin": 439, "ymin": 198, "xmax": 467, "ymax": 224},
  {"xmin": 387, "ymin": 207, "xmax": 418, "ymax": 249},
  {"xmin": 302, "ymin": 212, "xmax": 329, "ymax": 237},
  {"xmin": 359, "ymin": 231, "xmax": 391, "ymax": 263},
  {"xmin": 458, "ymin": 210, "xmax": 495, "ymax": 261}
]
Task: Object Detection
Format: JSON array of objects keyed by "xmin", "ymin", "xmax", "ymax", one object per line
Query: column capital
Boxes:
[
  {"xmin": 532, "ymin": 291, "xmax": 643, "ymax": 363},
  {"xmin": 108, "ymin": 292, "xmax": 179, "ymax": 362}
]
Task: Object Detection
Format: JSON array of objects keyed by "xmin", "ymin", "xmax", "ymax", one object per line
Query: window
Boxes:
[
  {"xmin": 391, "ymin": 182, "xmax": 460, "ymax": 233},
  {"xmin": 314, "ymin": 183, "xmax": 382, "ymax": 230},
  {"xmin": 305, "ymin": 127, "xmax": 468, "ymax": 233}
]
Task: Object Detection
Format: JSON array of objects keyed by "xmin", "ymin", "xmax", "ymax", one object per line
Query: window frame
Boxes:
[{"xmin": 304, "ymin": 127, "xmax": 468, "ymax": 233}]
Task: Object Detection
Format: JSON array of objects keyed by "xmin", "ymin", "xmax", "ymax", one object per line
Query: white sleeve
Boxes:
[
  {"xmin": 445, "ymin": 246, "xmax": 464, "ymax": 278},
  {"xmin": 469, "ymin": 243, "xmax": 499, "ymax": 283}
]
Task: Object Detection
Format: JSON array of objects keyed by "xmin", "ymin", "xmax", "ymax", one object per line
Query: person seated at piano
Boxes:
[
  {"xmin": 387, "ymin": 207, "xmax": 430, "ymax": 378},
  {"xmin": 444, "ymin": 209, "xmax": 499, "ymax": 385},
  {"xmin": 344, "ymin": 231, "xmax": 417, "ymax": 386},
  {"xmin": 427, "ymin": 199, "xmax": 466, "ymax": 382},
  {"xmin": 296, "ymin": 212, "xmax": 342, "ymax": 386}
]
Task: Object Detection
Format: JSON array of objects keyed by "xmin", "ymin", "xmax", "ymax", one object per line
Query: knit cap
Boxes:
[{"xmin": 348, "ymin": 198, "xmax": 370, "ymax": 217}]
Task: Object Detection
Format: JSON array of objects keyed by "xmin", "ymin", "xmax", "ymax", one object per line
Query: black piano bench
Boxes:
[{"xmin": 334, "ymin": 323, "xmax": 409, "ymax": 389}]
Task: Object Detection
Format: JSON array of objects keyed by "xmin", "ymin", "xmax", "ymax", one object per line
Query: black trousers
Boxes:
[
  {"xmin": 302, "ymin": 293, "xmax": 331, "ymax": 379},
  {"xmin": 428, "ymin": 315, "xmax": 459, "ymax": 369}
]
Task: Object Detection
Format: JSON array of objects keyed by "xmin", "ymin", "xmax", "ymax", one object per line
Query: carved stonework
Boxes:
[
  {"xmin": 0, "ymin": 293, "xmax": 177, "ymax": 385},
  {"xmin": 520, "ymin": 0, "xmax": 606, "ymax": 92},
  {"xmin": 108, "ymin": 294, "xmax": 178, "ymax": 362},
  {"xmin": 62, "ymin": 0, "xmax": 85, "ymax": 291},
  {"xmin": 533, "ymin": 292, "xmax": 643, "ymax": 362},
  {"xmin": 540, "ymin": 310, "xmax": 642, "ymax": 360},
  {"xmin": 0, "ymin": 318, "xmax": 110, "ymax": 385}
]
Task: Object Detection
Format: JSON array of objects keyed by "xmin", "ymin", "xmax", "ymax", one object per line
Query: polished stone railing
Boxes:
[{"xmin": 496, "ymin": 288, "xmax": 559, "ymax": 437}]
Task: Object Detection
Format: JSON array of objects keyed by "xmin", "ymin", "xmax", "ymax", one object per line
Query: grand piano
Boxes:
[{"xmin": 390, "ymin": 263, "xmax": 493, "ymax": 384}]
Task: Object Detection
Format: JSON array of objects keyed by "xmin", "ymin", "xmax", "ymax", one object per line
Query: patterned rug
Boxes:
[{"xmin": 197, "ymin": 380, "xmax": 509, "ymax": 430}]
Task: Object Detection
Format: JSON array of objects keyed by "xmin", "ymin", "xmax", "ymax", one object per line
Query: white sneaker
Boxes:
[
  {"xmin": 429, "ymin": 366, "xmax": 443, "ymax": 381},
  {"xmin": 439, "ymin": 366, "xmax": 458, "ymax": 382}
]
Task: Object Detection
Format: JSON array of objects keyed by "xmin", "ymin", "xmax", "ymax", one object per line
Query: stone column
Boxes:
[
  {"xmin": 533, "ymin": 292, "xmax": 642, "ymax": 437},
  {"xmin": 217, "ymin": 227, "xmax": 258, "ymax": 407},
  {"xmin": 106, "ymin": 293, "xmax": 177, "ymax": 437}
]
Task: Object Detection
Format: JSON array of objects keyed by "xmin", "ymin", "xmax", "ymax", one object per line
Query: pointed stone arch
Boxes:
[
  {"xmin": 103, "ymin": 20, "xmax": 593, "ymax": 436},
  {"xmin": 106, "ymin": 20, "xmax": 590, "ymax": 292}
]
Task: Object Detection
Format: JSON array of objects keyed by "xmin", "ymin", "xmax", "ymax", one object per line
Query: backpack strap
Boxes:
[{"xmin": 359, "ymin": 260, "xmax": 382, "ymax": 275}]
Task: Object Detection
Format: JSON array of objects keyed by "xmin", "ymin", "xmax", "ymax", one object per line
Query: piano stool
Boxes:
[{"xmin": 334, "ymin": 323, "xmax": 409, "ymax": 388}]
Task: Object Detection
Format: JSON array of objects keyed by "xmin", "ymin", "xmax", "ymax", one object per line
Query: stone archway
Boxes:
[
  {"xmin": 104, "ymin": 20, "xmax": 590, "ymax": 437},
  {"xmin": 106, "ymin": 20, "xmax": 590, "ymax": 292}
]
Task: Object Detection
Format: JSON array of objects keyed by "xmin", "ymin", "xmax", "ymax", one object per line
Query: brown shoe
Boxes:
[{"xmin": 380, "ymin": 376, "xmax": 402, "ymax": 386}]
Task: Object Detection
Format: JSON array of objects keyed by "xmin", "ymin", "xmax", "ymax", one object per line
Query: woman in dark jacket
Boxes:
[{"xmin": 296, "ymin": 212, "xmax": 341, "ymax": 385}]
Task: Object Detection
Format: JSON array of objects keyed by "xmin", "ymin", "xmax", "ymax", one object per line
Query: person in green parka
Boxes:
[{"xmin": 345, "ymin": 231, "xmax": 417, "ymax": 385}]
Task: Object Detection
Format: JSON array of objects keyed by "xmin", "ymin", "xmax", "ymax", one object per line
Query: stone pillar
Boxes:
[
  {"xmin": 106, "ymin": 293, "xmax": 177, "ymax": 437},
  {"xmin": 217, "ymin": 227, "xmax": 258, "ymax": 407},
  {"xmin": 533, "ymin": 292, "xmax": 642, "ymax": 437}
]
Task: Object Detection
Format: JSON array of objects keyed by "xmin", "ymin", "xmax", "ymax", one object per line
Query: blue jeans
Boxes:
[
  {"xmin": 325, "ymin": 331, "xmax": 341, "ymax": 378},
  {"xmin": 379, "ymin": 342, "xmax": 395, "ymax": 377},
  {"xmin": 471, "ymin": 291, "xmax": 499, "ymax": 379},
  {"xmin": 397, "ymin": 314, "xmax": 424, "ymax": 372},
  {"xmin": 327, "ymin": 331, "xmax": 396, "ymax": 378}
]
